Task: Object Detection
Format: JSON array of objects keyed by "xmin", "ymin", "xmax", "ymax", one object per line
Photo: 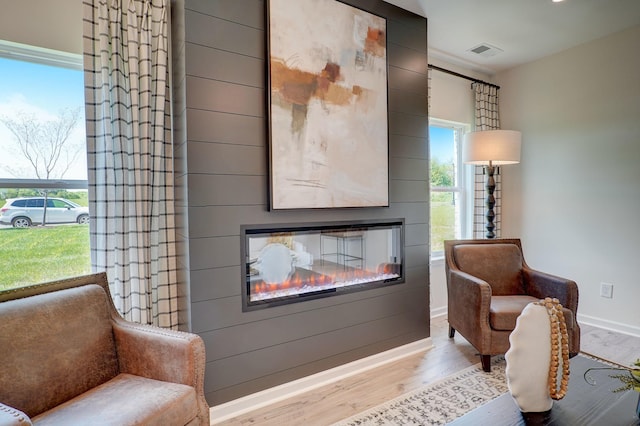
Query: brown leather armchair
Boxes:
[
  {"xmin": 0, "ymin": 272, "xmax": 209, "ymax": 425},
  {"xmin": 444, "ymin": 239, "xmax": 580, "ymax": 372}
]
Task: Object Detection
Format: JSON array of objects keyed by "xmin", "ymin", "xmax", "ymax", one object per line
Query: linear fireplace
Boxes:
[{"xmin": 241, "ymin": 220, "xmax": 404, "ymax": 311}]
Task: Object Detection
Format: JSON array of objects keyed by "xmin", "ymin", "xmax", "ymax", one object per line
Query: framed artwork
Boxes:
[{"xmin": 267, "ymin": 0, "xmax": 389, "ymax": 209}]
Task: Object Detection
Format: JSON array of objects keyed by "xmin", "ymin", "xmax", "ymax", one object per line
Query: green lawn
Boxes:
[
  {"xmin": 0, "ymin": 225, "xmax": 91, "ymax": 291},
  {"xmin": 431, "ymin": 192, "xmax": 456, "ymax": 253}
]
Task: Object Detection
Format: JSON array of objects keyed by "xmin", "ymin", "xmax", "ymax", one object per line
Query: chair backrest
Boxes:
[
  {"xmin": 0, "ymin": 281, "xmax": 119, "ymax": 417},
  {"xmin": 452, "ymin": 243, "xmax": 525, "ymax": 295}
]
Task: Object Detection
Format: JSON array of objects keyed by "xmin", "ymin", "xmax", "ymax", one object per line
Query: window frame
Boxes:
[
  {"xmin": 0, "ymin": 39, "xmax": 82, "ymax": 71},
  {"xmin": 429, "ymin": 118, "xmax": 473, "ymax": 261}
]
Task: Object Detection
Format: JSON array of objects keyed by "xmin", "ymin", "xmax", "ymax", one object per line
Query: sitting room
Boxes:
[{"xmin": 1, "ymin": 0, "xmax": 639, "ymax": 425}]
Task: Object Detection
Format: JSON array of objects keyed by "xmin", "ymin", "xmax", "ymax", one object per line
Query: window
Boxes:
[
  {"xmin": 49, "ymin": 199, "xmax": 75, "ymax": 208},
  {"xmin": 429, "ymin": 119, "xmax": 472, "ymax": 258},
  {"xmin": 27, "ymin": 199, "xmax": 45, "ymax": 208},
  {"xmin": 0, "ymin": 40, "xmax": 90, "ymax": 291}
]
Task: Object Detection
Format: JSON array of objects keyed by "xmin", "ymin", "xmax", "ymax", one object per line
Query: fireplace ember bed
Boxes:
[{"xmin": 241, "ymin": 220, "xmax": 404, "ymax": 311}]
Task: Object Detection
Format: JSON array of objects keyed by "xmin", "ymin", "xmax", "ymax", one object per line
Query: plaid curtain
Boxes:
[
  {"xmin": 83, "ymin": 0, "xmax": 178, "ymax": 328},
  {"xmin": 471, "ymin": 82, "xmax": 501, "ymax": 239},
  {"xmin": 427, "ymin": 68, "xmax": 432, "ymax": 113}
]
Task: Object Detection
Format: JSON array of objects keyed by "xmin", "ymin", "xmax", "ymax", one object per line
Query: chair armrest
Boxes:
[
  {"xmin": 447, "ymin": 270, "xmax": 493, "ymax": 350},
  {"xmin": 523, "ymin": 268, "xmax": 579, "ymax": 315},
  {"xmin": 0, "ymin": 403, "xmax": 32, "ymax": 426},
  {"xmin": 112, "ymin": 319, "xmax": 206, "ymax": 390},
  {"xmin": 112, "ymin": 320, "xmax": 210, "ymax": 426}
]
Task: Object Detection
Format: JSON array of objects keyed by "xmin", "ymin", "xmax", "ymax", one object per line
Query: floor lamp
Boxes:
[{"xmin": 463, "ymin": 130, "xmax": 521, "ymax": 239}]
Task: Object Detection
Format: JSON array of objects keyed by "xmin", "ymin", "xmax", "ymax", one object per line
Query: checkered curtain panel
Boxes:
[
  {"xmin": 83, "ymin": 0, "xmax": 178, "ymax": 328},
  {"xmin": 427, "ymin": 68, "xmax": 432, "ymax": 113},
  {"xmin": 427, "ymin": 68, "xmax": 432, "ymax": 250},
  {"xmin": 471, "ymin": 82, "xmax": 502, "ymax": 239}
]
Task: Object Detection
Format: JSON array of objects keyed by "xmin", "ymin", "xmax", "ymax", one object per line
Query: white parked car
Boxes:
[{"xmin": 0, "ymin": 197, "xmax": 90, "ymax": 228}]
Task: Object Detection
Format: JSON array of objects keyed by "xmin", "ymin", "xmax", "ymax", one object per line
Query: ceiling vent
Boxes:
[{"xmin": 467, "ymin": 43, "xmax": 503, "ymax": 58}]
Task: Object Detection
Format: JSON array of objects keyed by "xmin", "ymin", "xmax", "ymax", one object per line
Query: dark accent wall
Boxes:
[{"xmin": 172, "ymin": 0, "xmax": 429, "ymax": 406}]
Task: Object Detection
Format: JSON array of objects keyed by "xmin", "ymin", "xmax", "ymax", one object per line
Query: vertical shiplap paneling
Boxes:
[{"xmin": 179, "ymin": 0, "xmax": 429, "ymax": 405}]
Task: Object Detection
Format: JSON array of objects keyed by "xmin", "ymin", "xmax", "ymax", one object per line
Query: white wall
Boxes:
[
  {"xmin": 427, "ymin": 59, "xmax": 493, "ymax": 318},
  {"xmin": 497, "ymin": 26, "xmax": 640, "ymax": 335},
  {"xmin": 0, "ymin": 0, "xmax": 81, "ymax": 54}
]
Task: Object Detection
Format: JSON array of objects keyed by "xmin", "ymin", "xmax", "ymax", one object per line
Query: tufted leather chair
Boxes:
[
  {"xmin": 444, "ymin": 239, "xmax": 580, "ymax": 372},
  {"xmin": 0, "ymin": 272, "xmax": 209, "ymax": 425}
]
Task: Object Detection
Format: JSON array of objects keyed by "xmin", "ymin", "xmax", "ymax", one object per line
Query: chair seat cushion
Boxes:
[
  {"xmin": 490, "ymin": 296, "xmax": 577, "ymax": 333},
  {"xmin": 490, "ymin": 295, "xmax": 539, "ymax": 331},
  {"xmin": 32, "ymin": 373, "xmax": 197, "ymax": 426}
]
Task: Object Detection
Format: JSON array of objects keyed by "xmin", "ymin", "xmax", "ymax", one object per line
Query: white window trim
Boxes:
[{"xmin": 0, "ymin": 40, "xmax": 81, "ymax": 70}]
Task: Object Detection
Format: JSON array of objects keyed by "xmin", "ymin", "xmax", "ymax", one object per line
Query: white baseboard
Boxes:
[
  {"xmin": 430, "ymin": 306, "xmax": 447, "ymax": 319},
  {"xmin": 210, "ymin": 338, "xmax": 433, "ymax": 424},
  {"xmin": 578, "ymin": 313, "xmax": 640, "ymax": 338}
]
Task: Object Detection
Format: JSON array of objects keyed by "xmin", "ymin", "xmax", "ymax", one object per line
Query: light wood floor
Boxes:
[{"xmin": 216, "ymin": 317, "xmax": 640, "ymax": 426}]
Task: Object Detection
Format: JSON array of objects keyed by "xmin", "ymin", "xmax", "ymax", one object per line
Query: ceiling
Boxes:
[{"xmin": 384, "ymin": 0, "xmax": 640, "ymax": 74}]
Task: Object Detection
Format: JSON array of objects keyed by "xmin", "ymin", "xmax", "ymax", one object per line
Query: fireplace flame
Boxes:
[{"xmin": 250, "ymin": 265, "xmax": 401, "ymax": 302}]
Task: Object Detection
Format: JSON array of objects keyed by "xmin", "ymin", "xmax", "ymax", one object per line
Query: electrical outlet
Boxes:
[{"xmin": 600, "ymin": 282, "xmax": 614, "ymax": 299}]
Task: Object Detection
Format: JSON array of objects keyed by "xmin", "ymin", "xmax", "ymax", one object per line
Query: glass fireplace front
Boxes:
[{"xmin": 241, "ymin": 220, "xmax": 404, "ymax": 311}]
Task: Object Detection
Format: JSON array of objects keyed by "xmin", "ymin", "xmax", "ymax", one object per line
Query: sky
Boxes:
[
  {"xmin": 0, "ymin": 57, "xmax": 87, "ymax": 180},
  {"xmin": 429, "ymin": 125, "xmax": 454, "ymax": 164}
]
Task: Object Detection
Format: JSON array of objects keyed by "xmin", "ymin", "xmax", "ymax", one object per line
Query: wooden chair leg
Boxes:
[
  {"xmin": 481, "ymin": 355, "xmax": 491, "ymax": 372},
  {"xmin": 448, "ymin": 325, "xmax": 455, "ymax": 338}
]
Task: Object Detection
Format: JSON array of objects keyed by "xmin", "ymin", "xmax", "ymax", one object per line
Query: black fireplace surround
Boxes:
[{"xmin": 241, "ymin": 219, "xmax": 404, "ymax": 311}]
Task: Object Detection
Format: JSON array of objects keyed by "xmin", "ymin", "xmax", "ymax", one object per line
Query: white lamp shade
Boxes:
[{"xmin": 462, "ymin": 130, "xmax": 521, "ymax": 165}]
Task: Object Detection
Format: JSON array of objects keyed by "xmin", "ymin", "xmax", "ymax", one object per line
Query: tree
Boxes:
[
  {"xmin": 430, "ymin": 158, "xmax": 454, "ymax": 187},
  {"xmin": 0, "ymin": 108, "xmax": 82, "ymax": 225}
]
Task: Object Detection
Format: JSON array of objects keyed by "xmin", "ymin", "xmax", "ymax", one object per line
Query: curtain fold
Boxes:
[
  {"xmin": 471, "ymin": 82, "xmax": 501, "ymax": 239},
  {"xmin": 83, "ymin": 0, "xmax": 178, "ymax": 328},
  {"xmin": 427, "ymin": 68, "xmax": 432, "ymax": 113}
]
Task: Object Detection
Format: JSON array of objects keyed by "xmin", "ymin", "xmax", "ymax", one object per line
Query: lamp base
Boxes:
[{"xmin": 485, "ymin": 164, "xmax": 496, "ymax": 239}]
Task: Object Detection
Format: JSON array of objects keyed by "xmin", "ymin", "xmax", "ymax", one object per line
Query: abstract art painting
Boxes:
[{"xmin": 267, "ymin": 0, "xmax": 389, "ymax": 209}]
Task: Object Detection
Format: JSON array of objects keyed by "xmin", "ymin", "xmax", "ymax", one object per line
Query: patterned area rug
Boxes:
[{"xmin": 332, "ymin": 357, "xmax": 508, "ymax": 426}]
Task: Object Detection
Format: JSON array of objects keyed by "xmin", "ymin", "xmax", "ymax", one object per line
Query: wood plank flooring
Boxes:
[
  {"xmin": 214, "ymin": 317, "xmax": 640, "ymax": 425},
  {"xmin": 580, "ymin": 323, "xmax": 640, "ymax": 366}
]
